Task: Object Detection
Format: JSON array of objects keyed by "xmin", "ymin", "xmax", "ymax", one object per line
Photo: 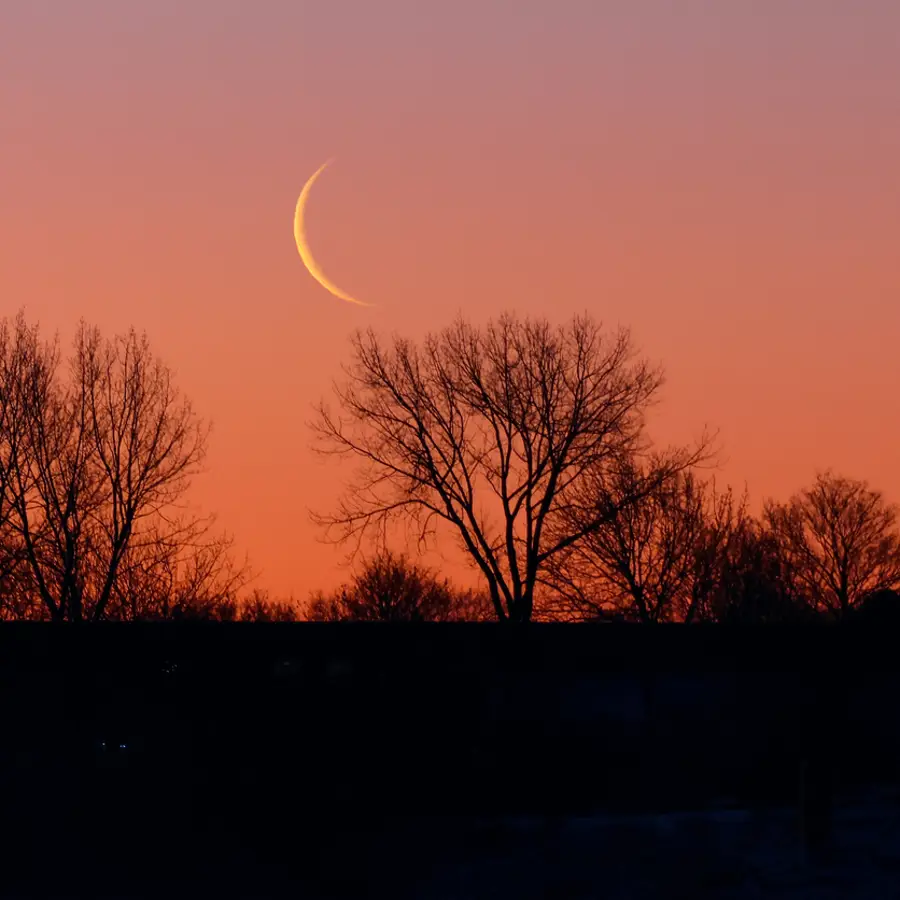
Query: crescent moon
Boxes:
[{"xmin": 293, "ymin": 159, "xmax": 371, "ymax": 307}]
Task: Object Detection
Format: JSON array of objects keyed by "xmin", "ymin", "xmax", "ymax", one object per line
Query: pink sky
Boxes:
[{"xmin": 3, "ymin": 1, "xmax": 899, "ymax": 598}]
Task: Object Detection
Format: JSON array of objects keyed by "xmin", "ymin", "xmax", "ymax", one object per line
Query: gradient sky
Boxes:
[{"xmin": 3, "ymin": 1, "xmax": 900, "ymax": 599}]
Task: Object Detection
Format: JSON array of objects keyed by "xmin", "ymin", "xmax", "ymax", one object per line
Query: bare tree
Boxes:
[
  {"xmin": 765, "ymin": 472, "xmax": 900, "ymax": 620},
  {"xmin": 104, "ymin": 514, "xmax": 251, "ymax": 620},
  {"xmin": 160, "ymin": 587, "xmax": 302, "ymax": 622},
  {"xmin": 545, "ymin": 475, "xmax": 817, "ymax": 624},
  {"xmin": 231, "ymin": 589, "xmax": 303, "ymax": 622},
  {"xmin": 312, "ymin": 314, "xmax": 709, "ymax": 622},
  {"xmin": 0, "ymin": 314, "xmax": 46, "ymax": 604},
  {"xmin": 446, "ymin": 586, "xmax": 497, "ymax": 622},
  {"xmin": 5, "ymin": 319, "xmax": 209, "ymax": 621},
  {"xmin": 306, "ymin": 588, "xmax": 347, "ymax": 622},
  {"xmin": 682, "ymin": 483, "xmax": 750, "ymax": 622},
  {"xmin": 692, "ymin": 493, "xmax": 814, "ymax": 623},
  {"xmin": 306, "ymin": 550, "xmax": 463, "ymax": 622},
  {"xmin": 544, "ymin": 464, "xmax": 708, "ymax": 623}
]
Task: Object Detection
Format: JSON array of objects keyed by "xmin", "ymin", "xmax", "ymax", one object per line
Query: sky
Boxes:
[{"xmin": 3, "ymin": 1, "xmax": 899, "ymax": 599}]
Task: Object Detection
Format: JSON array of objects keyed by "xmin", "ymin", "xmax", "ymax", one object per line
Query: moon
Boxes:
[{"xmin": 293, "ymin": 159, "xmax": 371, "ymax": 307}]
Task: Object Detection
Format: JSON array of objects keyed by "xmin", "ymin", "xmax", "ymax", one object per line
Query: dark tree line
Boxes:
[
  {"xmin": 542, "ymin": 468, "xmax": 900, "ymax": 624},
  {"xmin": 312, "ymin": 312, "xmax": 900, "ymax": 623},
  {"xmin": 2, "ymin": 308, "xmax": 898, "ymax": 623}
]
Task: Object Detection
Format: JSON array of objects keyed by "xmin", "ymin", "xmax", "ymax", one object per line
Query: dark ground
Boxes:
[{"xmin": 1, "ymin": 624, "xmax": 898, "ymax": 898}]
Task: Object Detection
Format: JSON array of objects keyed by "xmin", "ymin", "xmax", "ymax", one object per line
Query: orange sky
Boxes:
[{"xmin": 3, "ymin": 2, "xmax": 899, "ymax": 599}]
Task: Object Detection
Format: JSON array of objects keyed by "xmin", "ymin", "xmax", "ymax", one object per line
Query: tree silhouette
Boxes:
[
  {"xmin": 166, "ymin": 587, "xmax": 301, "ymax": 621},
  {"xmin": 232, "ymin": 589, "xmax": 303, "ymax": 622},
  {"xmin": 306, "ymin": 550, "xmax": 476, "ymax": 621},
  {"xmin": 0, "ymin": 314, "xmax": 43, "ymax": 615},
  {"xmin": 0, "ymin": 314, "xmax": 215, "ymax": 621},
  {"xmin": 765, "ymin": 472, "xmax": 900, "ymax": 621},
  {"xmin": 545, "ymin": 475, "xmax": 823, "ymax": 624},
  {"xmin": 312, "ymin": 313, "xmax": 709, "ymax": 622},
  {"xmin": 544, "ymin": 465, "xmax": 708, "ymax": 622},
  {"xmin": 104, "ymin": 515, "xmax": 251, "ymax": 620},
  {"xmin": 697, "ymin": 507, "xmax": 816, "ymax": 624},
  {"xmin": 851, "ymin": 587, "xmax": 900, "ymax": 625}
]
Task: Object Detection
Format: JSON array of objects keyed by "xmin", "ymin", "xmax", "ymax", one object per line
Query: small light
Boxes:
[{"xmin": 119, "ymin": 743, "xmax": 127, "ymax": 750}]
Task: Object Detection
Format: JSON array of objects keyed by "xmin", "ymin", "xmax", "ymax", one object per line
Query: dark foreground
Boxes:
[{"xmin": 1, "ymin": 624, "xmax": 899, "ymax": 897}]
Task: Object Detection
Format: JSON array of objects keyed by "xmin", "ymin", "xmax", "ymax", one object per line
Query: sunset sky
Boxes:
[{"xmin": 3, "ymin": 1, "xmax": 899, "ymax": 599}]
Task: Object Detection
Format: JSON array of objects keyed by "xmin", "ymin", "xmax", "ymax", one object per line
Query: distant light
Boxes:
[{"xmin": 119, "ymin": 743, "xmax": 127, "ymax": 750}]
